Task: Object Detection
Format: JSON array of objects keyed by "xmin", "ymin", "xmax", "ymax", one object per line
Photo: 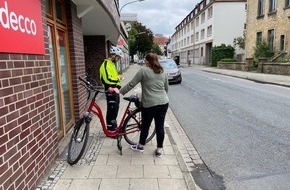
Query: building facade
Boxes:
[
  {"xmin": 171, "ymin": 12, "xmax": 195, "ymax": 65},
  {"xmin": 245, "ymin": 0, "xmax": 290, "ymax": 59},
  {"xmin": 153, "ymin": 34, "xmax": 170, "ymax": 57},
  {"xmin": 171, "ymin": 0, "xmax": 247, "ymax": 66},
  {"xmin": 0, "ymin": 0, "xmax": 125, "ymax": 189}
]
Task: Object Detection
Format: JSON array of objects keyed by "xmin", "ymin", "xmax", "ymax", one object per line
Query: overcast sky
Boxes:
[{"xmin": 120, "ymin": 0, "xmax": 200, "ymax": 37}]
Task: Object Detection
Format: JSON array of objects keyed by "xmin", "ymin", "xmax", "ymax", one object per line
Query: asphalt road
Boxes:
[{"xmin": 168, "ymin": 67, "xmax": 290, "ymax": 190}]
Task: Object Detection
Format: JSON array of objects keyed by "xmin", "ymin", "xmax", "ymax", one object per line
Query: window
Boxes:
[
  {"xmin": 46, "ymin": 0, "xmax": 73, "ymax": 139},
  {"xmin": 256, "ymin": 32, "xmax": 263, "ymax": 44},
  {"xmin": 269, "ymin": 0, "xmax": 276, "ymax": 13},
  {"xmin": 196, "ymin": 17, "xmax": 199, "ymax": 27},
  {"xmin": 280, "ymin": 35, "xmax": 285, "ymax": 51},
  {"xmin": 201, "ymin": 47, "xmax": 204, "ymax": 57},
  {"xmin": 258, "ymin": 0, "xmax": 264, "ymax": 16},
  {"xmin": 286, "ymin": 0, "xmax": 290, "ymax": 7},
  {"xmin": 201, "ymin": 29, "xmax": 205, "ymax": 39},
  {"xmin": 267, "ymin": 29, "xmax": 274, "ymax": 51},
  {"xmin": 208, "ymin": 7, "xmax": 213, "ymax": 19},
  {"xmin": 201, "ymin": 12, "xmax": 205, "ymax": 23},
  {"xmin": 207, "ymin": 25, "xmax": 212, "ymax": 37},
  {"xmin": 195, "ymin": 48, "xmax": 199, "ymax": 58},
  {"xmin": 196, "ymin": 32, "xmax": 199, "ymax": 41}
]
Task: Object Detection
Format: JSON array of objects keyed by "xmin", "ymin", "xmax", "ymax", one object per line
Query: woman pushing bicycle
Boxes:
[{"xmin": 119, "ymin": 53, "xmax": 169, "ymax": 158}]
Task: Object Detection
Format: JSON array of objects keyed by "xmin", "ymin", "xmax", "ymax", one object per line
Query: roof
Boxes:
[{"xmin": 153, "ymin": 36, "xmax": 169, "ymax": 45}]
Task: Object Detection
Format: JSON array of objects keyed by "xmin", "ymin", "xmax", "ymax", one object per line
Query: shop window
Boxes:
[
  {"xmin": 45, "ymin": 0, "xmax": 52, "ymax": 16},
  {"xmin": 56, "ymin": 0, "xmax": 65, "ymax": 22},
  {"xmin": 46, "ymin": 0, "xmax": 73, "ymax": 139}
]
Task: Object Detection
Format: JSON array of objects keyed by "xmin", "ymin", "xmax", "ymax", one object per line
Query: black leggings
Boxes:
[{"xmin": 139, "ymin": 103, "xmax": 169, "ymax": 148}]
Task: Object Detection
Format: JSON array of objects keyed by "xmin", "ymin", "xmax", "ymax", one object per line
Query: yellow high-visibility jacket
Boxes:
[{"xmin": 99, "ymin": 59, "xmax": 121, "ymax": 89}]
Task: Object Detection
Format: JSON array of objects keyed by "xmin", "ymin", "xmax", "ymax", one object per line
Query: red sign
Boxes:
[{"xmin": 0, "ymin": 0, "xmax": 45, "ymax": 54}]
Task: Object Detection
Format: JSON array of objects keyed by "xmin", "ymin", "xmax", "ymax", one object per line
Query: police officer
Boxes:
[{"xmin": 99, "ymin": 46, "xmax": 123, "ymax": 131}]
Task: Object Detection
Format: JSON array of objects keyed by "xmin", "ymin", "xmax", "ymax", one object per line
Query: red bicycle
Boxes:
[{"xmin": 67, "ymin": 76, "xmax": 156, "ymax": 165}]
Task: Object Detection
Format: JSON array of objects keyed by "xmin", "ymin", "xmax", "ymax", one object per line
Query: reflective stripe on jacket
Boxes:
[{"xmin": 99, "ymin": 59, "xmax": 121, "ymax": 89}]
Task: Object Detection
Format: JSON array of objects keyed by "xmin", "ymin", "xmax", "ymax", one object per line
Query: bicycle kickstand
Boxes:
[{"xmin": 117, "ymin": 136, "xmax": 122, "ymax": 155}]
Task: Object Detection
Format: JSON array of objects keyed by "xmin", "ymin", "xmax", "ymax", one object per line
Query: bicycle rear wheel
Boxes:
[
  {"xmin": 67, "ymin": 117, "xmax": 90, "ymax": 165},
  {"xmin": 122, "ymin": 109, "xmax": 156, "ymax": 145}
]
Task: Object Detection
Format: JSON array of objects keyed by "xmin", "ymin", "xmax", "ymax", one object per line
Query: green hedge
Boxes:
[
  {"xmin": 220, "ymin": 58, "xmax": 238, "ymax": 62},
  {"xmin": 211, "ymin": 44, "xmax": 235, "ymax": 67}
]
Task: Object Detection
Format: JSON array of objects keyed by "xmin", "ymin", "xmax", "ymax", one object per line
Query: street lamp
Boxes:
[{"xmin": 120, "ymin": 0, "xmax": 146, "ymax": 12}]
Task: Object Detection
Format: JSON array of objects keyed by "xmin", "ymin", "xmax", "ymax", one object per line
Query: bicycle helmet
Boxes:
[{"xmin": 110, "ymin": 46, "xmax": 124, "ymax": 58}]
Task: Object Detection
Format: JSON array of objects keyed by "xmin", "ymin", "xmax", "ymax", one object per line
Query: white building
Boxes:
[{"xmin": 171, "ymin": 0, "xmax": 247, "ymax": 66}]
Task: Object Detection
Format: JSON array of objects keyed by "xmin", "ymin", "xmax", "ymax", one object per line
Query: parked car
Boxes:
[
  {"xmin": 138, "ymin": 59, "xmax": 145, "ymax": 65},
  {"xmin": 159, "ymin": 59, "xmax": 182, "ymax": 84}
]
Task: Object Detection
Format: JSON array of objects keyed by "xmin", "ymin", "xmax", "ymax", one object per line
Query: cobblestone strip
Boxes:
[
  {"xmin": 36, "ymin": 161, "xmax": 68, "ymax": 190},
  {"xmin": 165, "ymin": 107, "xmax": 203, "ymax": 190},
  {"xmin": 166, "ymin": 108, "xmax": 203, "ymax": 170},
  {"xmin": 36, "ymin": 117, "xmax": 105, "ymax": 190}
]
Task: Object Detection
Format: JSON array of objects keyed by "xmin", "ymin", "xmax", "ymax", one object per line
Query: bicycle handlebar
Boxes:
[{"xmin": 79, "ymin": 76, "xmax": 106, "ymax": 93}]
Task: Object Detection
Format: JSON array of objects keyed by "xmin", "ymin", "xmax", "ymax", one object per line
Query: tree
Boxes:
[
  {"xmin": 233, "ymin": 30, "xmax": 245, "ymax": 50},
  {"xmin": 254, "ymin": 41, "xmax": 274, "ymax": 59},
  {"xmin": 233, "ymin": 36, "xmax": 245, "ymax": 50},
  {"xmin": 127, "ymin": 22, "xmax": 153, "ymax": 59},
  {"xmin": 151, "ymin": 44, "xmax": 162, "ymax": 55}
]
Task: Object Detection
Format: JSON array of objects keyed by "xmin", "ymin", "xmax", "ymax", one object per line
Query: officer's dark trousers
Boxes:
[{"xmin": 105, "ymin": 92, "xmax": 120, "ymax": 127}]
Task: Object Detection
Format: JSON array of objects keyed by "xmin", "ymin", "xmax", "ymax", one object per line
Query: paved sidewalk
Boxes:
[
  {"xmin": 37, "ymin": 64, "xmax": 200, "ymax": 190},
  {"xmin": 199, "ymin": 66, "xmax": 290, "ymax": 88},
  {"xmin": 37, "ymin": 64, "xmax": 290, "ymax": 190}
]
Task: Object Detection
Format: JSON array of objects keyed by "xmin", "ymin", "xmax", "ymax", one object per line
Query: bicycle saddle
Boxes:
[{"xmin": 123, "ymin": 95, "xmax": 139, "ymax": 103}]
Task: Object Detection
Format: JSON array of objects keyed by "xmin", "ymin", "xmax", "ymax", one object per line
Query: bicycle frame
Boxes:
[{"xmin": 86, "ymin": 91, "xmax": 141, "ymax": 138}]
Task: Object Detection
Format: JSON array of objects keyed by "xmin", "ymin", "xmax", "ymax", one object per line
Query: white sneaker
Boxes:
[{"xmin": 130, "ymin": 144, "xmax": 144, "ymax": 152}]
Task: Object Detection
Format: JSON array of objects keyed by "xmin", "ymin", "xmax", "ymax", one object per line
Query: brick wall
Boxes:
[
  {"xmin": 66, "ymin": 1, "xmax": 87, "ymax": 120},
  {"xmin": 84, "ymin": 36, "xmax": 107, "ymax": 86},
  {"xmin": 0, "ymin": 1, "xmax": 58, "ymax": 190}
]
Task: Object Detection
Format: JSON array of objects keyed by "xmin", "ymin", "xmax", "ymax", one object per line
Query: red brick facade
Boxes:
[
  {"xmin": 0, "ymin": 1, "xmax": 87, "ymax": 189},
  {"xmin": 0, "ymin": 0, "xmax": 121, "ymax": 188},
  {"xmin": 65, "ymin": 1, "xmax": 87, "ymax": 121},
  {"xmin": 84, "ymin": 36, "xmax": 107, "ymax": 86},
  {"xmin": 0, "ymin": 9, "xmax": 58, "ymax": 190}
]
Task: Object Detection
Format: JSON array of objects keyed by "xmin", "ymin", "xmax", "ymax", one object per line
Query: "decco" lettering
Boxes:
[{"xmin": 0, "ymin": 1, "xmax": 37, "ymax": 35}]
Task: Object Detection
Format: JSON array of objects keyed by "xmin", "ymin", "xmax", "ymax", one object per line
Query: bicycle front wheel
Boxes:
[
  {"xmin": 122, "ymin": 109, "xmax": 156, "ymax": 145},
  {"xmin": 67, "ymin": 117, "xmax": 90, "ymax": 165}
]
